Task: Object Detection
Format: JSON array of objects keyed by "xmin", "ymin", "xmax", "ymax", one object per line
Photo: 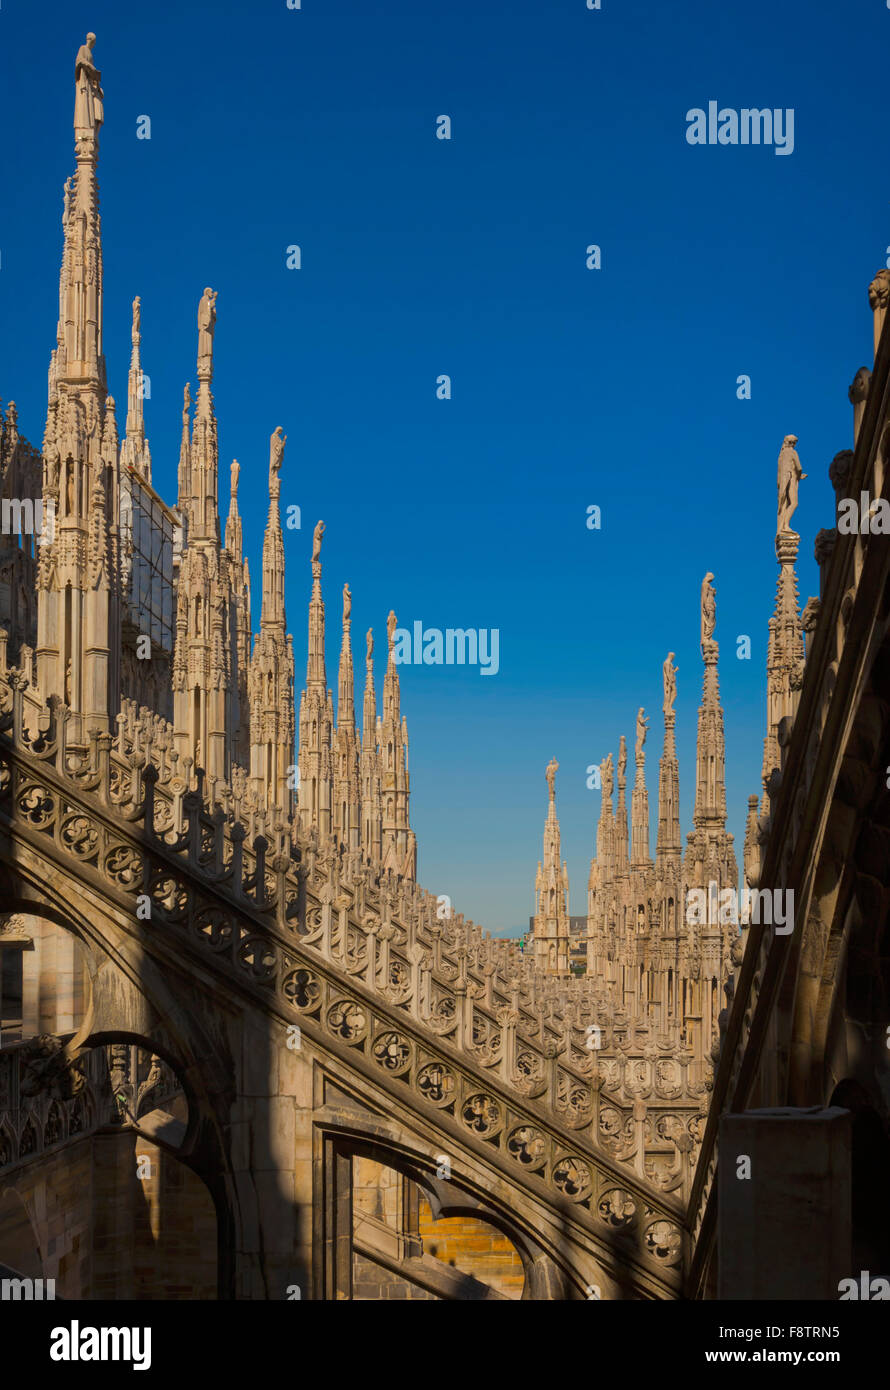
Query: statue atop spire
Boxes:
[
  {"xmin": 74, "ymin": 33, "xmax": 104, "ymax": 138},
  {"xmin": 700, "ymin": 572, "xmax": 716, "ymax": 647},
  {"xmin": 230, "ymin": 457, "xmax": 240, "ymax": 499},
  {"xmin": 545, "ymin": 756, "xmax": 558, "ymax": 801},
  {"xmin": 366, "ymin": 626, "xmax": 374, "ymax": 663},
  {"xmin": 343, "ymin": 582, "xmax": 352, "ymax": 624},
  {"xmin": 601, "ymin": 751, "xmax": 613, "ymax": 804},
  {"xmin": 312, "ymin": 519, "xmax": 325, "ymax": 565},
  {"xmin": 269, "ymin": 426, "xmax": 285, "ymax": 497},
  {"xmin": 777, "ymin": 434, "xmax": 806, "ymax": 536},
  {"xmin": 197, "ymin": 288, "xmax": 217, "ymax": 381},
  {"xmin": 634, "ymin": 709, "xmax": 648, "ymax": 762},
  {"xmin": 387, "ymin": 609, "xmax": 397, "ymax": 648},
  {"xmin": 663, "ymin": 652, "xmax": 677, "ymax": 715}
]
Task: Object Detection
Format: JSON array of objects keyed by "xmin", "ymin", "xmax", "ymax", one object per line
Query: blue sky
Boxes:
[{"xmin": 1, "ymin": 0, "xmax": 886, "ymax": 932}]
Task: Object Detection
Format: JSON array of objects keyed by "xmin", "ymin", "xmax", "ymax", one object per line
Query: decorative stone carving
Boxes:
[{"xmin": 19, "ymin": 1035, "xmax": 85, "ymax": 1101}]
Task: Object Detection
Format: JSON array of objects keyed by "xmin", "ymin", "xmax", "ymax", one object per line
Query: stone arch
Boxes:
[
  {"xmin": 352, "ymin": 1152, "xmax": 525, "ymax": 1299},
  {"xmin": 0, "ymin": 869, "xmax": 243, "ymax": 1297},
  {"xmin": 321, "ymin": 1128, "xmax": 587, "ymax": 1300}
]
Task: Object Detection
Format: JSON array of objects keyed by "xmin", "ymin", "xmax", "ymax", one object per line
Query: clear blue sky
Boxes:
[{"xmin": 1, "ymin": 1, "xmax": 886, "ymax": 933}]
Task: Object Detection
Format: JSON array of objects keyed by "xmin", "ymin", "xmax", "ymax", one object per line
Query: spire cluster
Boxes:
[{"xmin": 25, "ymin": 34, "xmax": 414, "ymax": 875}]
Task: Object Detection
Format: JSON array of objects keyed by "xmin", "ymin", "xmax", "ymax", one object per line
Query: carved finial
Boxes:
[
  {"xmin": 545, "ymin": 757, "xmax": 558, "ymax": 801},
  {"xmin": 700, "ymin": 573, "xmax": 716, "ymax": 646},
  {"xmin": 776, "ymin": 434, "xmax": 806, "ymax": 536},
  {"xmin": 663, "ymin": 652, "xmax": 677, "ymax": 715},
  {"xmin": 343, "ymin": 582, "xmax": 352, "ymax": 625},
  {"xmin": 312, "ymin": 519, "xmax": 325, "ymax": 563}
]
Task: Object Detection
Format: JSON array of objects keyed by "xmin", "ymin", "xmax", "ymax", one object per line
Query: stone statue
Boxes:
[
  {"xmin": 197, "ymin": 288, "xmax": 217, "ymax": 375},
  {"xmin": 849, "ymin": 367, "xmax": 870, "ymax": 407},
  {"xmin": 182, "ymin": 383, "xmax": 191, "ymax": 423},
  {"xmin": 777, "ymin": 434, "xmax": 806, "ymax": 534},
  {"xmin": 663, "ymin": 652, "xmax": 677, "ymax": 714},
  {"xmin": 230, "ymin": 458, "xmax": 240, "ymax": 499},
  {"xmin": 387, "ymin": 610, "xmax": 397, "ymax": 645},
  {"xmin": 269, "ymin": 426, "xmax": 285, "ymax": 493},
  {"xmin": 312, "ymin": 519, "xmax": 325, "ymax": 562},
  {"xmin": 545, "ymin": 757, "xmax": 558, "ymax": 799},
  {"xmin": 869, "ymin": 270, "xmax": 890, "ymax": 313},
  {"xmin": 132, "ymin": 296, "xmax": 141, "ymax": 339},
  {"xmin": 343, "ymin": 583, "xmax": 351, "ymax": 623},
  {"xmin": 635, "ymin": 709, "xmax": 648, "ymax": 761},
  {"xmin": 617, "ymin": 737, "xmax": 627, "ymax": 781},
  {"xmin": 74, "ymin": 33, "xmax": 103, "ymax": 132},
  {"xmin": 601, "ymin": 752, "xmax": 613, "ymax": 803},
  {"xmin": 366, "ymin": 627, "xmax": 374, "ymax": 661},
  {"xmin": 700, "ymin": 573, "xmax": 716, "ymax": 645}
]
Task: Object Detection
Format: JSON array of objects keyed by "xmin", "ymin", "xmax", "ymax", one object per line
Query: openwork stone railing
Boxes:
[{"xmin": 0, "ymin": 672, "xmax": 705, "ymax": 1280}]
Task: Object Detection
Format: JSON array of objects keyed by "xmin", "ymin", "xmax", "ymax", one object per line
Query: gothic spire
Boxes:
[
  {"xmin": 189, "ymin": 288, "xmax": 219, "ymax": 545},
  {"xmin": 692, "ymin": 572, "xmax": 727, "ymax": 829},
  {"xmin": 363, "ymin": 626, "xmax": 376, "ymax": 745},
  {"xmin": 361, "ymin": 626, "xmax": 382, "ymax": 860},
  {"xmin": 120, "ymin": 296, "xmax": 150, "ymax": 481},
  {"xmin": 338, "ymin": 584, "xmax": 356, "ymax": 729},
  {"xmin": 533, "ymin": 758, "xmax": 571, "ymax": 975},
  {"xmin": 51, "ymin": 33, "xmax": 106, "ymax": 399},
  {"xmin": 631, "ymin": 708, "xmax": 651, "ymax": 866},
  {"xmin": 298, "ymin": 520, "xmax": 334, "ymax": 840},
  {"xmin": 177, "ymin": 383, "xmax": 191, "ymax": 523},
  {"xmin": 615, "ymin": 735, "xmax": 629, "ymax": 875},
  {"xmin": 333, "ymin": 583, "xmax": 361, "ymax": 848},
  {"xmin": 261, "ymin": 428, "xmax": 286, "ymax": 636},
  {"xmin": 248, "ymin": 429, "xmax": 294, "ymax": 813},
  {"xmin": 37, "ymin": 34, "xmax": 117, "ymax": 737},
  {"xmin": 383, "ymin": 608, "xmax": 401, "ymax": 726},
  {"xmin": 225, "ymin": 460, "xmax": 243, "ymax": 564},
  {"xmin": 380, "ymin": 611, "xmax": 415, "ymax": 878},
  {"xmin": 656, "ymin": 653, "xmax": 682, "ymax": 866},
  {"xmin": 761, "ymin": 440, "xmax": 806, "ymax": 816},
  {"xmin": 306, "ymin": 520, "xmax": 326, "ymax": 687}
]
